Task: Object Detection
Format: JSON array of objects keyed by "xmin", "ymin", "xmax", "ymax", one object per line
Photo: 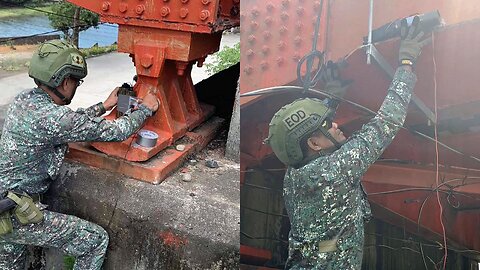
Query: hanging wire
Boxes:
[
  {"xmin": 241, "ymin": 85, "xmax": 480, "ymax": 165},
  {"xmin": 430, "ymin": 32, "xmax": 448, "ymax": 270}
]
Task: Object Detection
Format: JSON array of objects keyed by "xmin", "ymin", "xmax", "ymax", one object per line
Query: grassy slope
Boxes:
[{"xmin": 0, "ymin": 5, "xmax": 52, "ymax": 19}]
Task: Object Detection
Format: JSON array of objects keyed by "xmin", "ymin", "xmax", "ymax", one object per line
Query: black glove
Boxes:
[
  {"xmin": 398, "ymin": 16, "xmax": 432, "ymax": 65},
  {"xmin": 320, "ymin": 60, "xmax": 353, "ymax": 99}
]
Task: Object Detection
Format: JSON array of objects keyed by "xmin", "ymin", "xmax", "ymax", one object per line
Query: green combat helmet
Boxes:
[
  {"xmin": 28, "ymin": 39, "xmax": 87, "ymax": 88},
  {"xmin": 265, "ymin": 98, "xmax": 338, "ymax": 167}
]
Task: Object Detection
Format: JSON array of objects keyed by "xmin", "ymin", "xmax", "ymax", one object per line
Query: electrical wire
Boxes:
[
  {"xmin": 431, "ymin": 33, "xmax": 448, "ymax": 270},
  {"xmin": 240, "ymin": 231, "xmax": 288, "ymax": 243},
  {"xmin": 240, "ymin": 85, "xmax": 480, "ymax": 165}
]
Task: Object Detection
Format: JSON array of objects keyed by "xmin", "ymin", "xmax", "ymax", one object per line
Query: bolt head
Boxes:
[
  {"xmin": 180, "ymin": 8, "xmax": 189, "ymax": 18},
  {"xmin": 102, "ymin": 2, "xmax": 110, "ymax": 11},
  {"xmin": 161, "ymin": 7, "xmax": 170, "ymax": 17},
  {"xmin": 200, "ymin": 10, "xmax": 210, "ymax": 21}
]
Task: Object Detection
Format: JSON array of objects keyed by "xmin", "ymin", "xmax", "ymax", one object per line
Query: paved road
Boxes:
[{"xmin": 0, "ymin": 33, "xmax": 239, "ymax": 111}]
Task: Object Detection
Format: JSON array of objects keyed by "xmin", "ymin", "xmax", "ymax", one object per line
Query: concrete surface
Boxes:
[
  {"xmin": 42, "ymin": 145, "xmax": 240, "ymax": 269},
  {"xmin": 226, "ymin": 85, "xmax": 240, "ymax": 162},
  {"xmin": 0, "ymin": 33, "xmax": 240, "ymax": 269}
]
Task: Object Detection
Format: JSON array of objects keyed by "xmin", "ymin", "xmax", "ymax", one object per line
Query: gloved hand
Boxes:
[
  {"xmin": 320, "ymin": 60, "xmax": 353, "ymax": 99},
  {"xmin": 398, "ymin": 16, "xmax": 432, "ymax": 65}
]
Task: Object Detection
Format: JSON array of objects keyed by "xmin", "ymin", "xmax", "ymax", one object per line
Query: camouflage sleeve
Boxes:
[
  {"xmin": 76, "ymin": 102, "xmax": 107, "ymax": 118},
  {"xmin": 44, "ymin": 104, "xmax": 153, "ymax": 144},
  {"xmin": 327, "ymin": 67, "xmax": 416, "ymax": 183}
]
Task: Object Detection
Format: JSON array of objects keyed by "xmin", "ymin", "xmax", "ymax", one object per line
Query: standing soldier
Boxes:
[
  {"xmin": 0, "ymin": 40, "xmax": 159, "ymax": 270},
  {"xmin": 266, "ymin": 18, "xmax": 431, "ymax": 269}
]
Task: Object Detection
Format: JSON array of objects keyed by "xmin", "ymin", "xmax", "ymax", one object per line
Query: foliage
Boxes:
[
  {"xmin": 0, "ymin": 5, "xmax": 52, "ymax": 18},
  {"xmin": 47, "ymin": 1, "xmax": 99, "ymax": 44},
  {"xmin": 64, "ymin": 255, "xmax": 75, "ymax": 270},
  {"xmin": 205, "ymin": 42, "xmax": 240, "ymax": 75},
  {"xmin": 80, "ymin": 43, "xmax": 117, "ymax": 58}
]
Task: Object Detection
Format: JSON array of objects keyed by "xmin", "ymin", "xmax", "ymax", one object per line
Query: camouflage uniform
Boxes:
[
  {"xmin": 283, "ymin": 68, "xmax": 416, "ymax": 269},
  {"xmin": 0, "ymin": 87, "xmax": 152, "ymax": 270}
]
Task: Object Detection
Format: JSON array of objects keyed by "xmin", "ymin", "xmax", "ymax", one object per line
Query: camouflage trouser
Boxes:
[{"xmin": 0, "ymin": 210, "xmax": 109, "ymax": 270}]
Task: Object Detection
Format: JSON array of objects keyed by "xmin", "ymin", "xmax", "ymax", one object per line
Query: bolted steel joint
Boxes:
[
  {"xmin": 161, "ymin": 7, "xmax": 170, "ymax": 17},
  {"xmin": 135, "ymin": 4, "xmax": 145, "ymax": 15},
  {"xmin": 200, "ymin": 10, "xmax": 210, "ymax": 21},
  {"xmin": 141, "ymin": 55, "xmax": 153, "ymax": 69},
  {"xmin": 180, "ymin": 8, "xmax": 189, "ymax": 18}
]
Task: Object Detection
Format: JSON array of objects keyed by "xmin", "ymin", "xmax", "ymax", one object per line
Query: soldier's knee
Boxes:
[{"xmin": 93, "ymin": 224, "xmax": 109, "ymax": 249}]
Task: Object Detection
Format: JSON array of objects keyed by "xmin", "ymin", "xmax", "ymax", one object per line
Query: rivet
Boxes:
[
  {"xmin": 244, "ymin": 66, "xmax": 253, "ymax": 74},
  {"xmin": 297, "ymin": 7, "xmax": 304, "ymax": 15},
  {"xmin": 200, "ymin": 10, "xmax": 210, "ymax": 21},
  {"xmin": 251, "ymin": 7, "xmax": 259, "ymax": 18},
  {"xmin": 266, "ymin": 3, "xmax": 274, "ymax": 11},
  {"xmin": 277, "ymin": 57, "xmax": 284, "ymax": 65},
  {"xmin": 293, "ymin": 54, "xmax": 301, "ymax": 61},
  {"xmin": 102, "ymin": 2, "xmax": 110, "ymax": 11},
  {"xmin": 294, "ymin": 36, "xmax": 302, "ymax": 46},
  {"xmin": 135, "ymin": 5, "xmax": 145, "ymax": 15},
  {"xmin": 233, "ymin": 0, "xmax": 240, "ymax": 3},
  {"xmin": 264, "ymin": 16, "xmax": 272, "ymax": 25},
  {"xmin": 163, "ymin": 0, "xmax": 169, "ymax": 1},
  {"xmin": 181, "ymin": 0, "xmax": 189, "ymax": 3},
  {"xmin": 180, "ymin": 8, "xmax": 188, "ymax": 18},
  {"xmin": 141, "ymin": 55, "xmax": 153, "ymax": 68},
  {"xmin": 278, "ymin": 41, "xmax": 286, "ymax": 50},
  {"xmin": 260, "ymin": 61, "xmax": 268, "ymax": 70},
  {"xmin": 247, "ymin": 49, "xmax": 254, "ymax": 57},
  {"xmin": 248, "ymin": 35, "xmax": 256, "ymax": 44},
  {"xmin": 119, "ymin": 3, "xmax": 128, "ymax": 13},
  {"xmin": 279, "ymin": 26, "xmax": 288, "ymax": 34},
  {"xmin": 262, "ymin": 46, "xmax": 270, "ymax": 55},
  {"xmin": 202, "ymin": 0, "xmax": 211, "ymax": 4},
  {"xmin": 282, "ymin": 0, "xmax": 290, "ymax": 8},
  {"xmin": 296, "ymin": 22, "xmax": 303, "ymax": 30},
  {"xmin": 250, "ymin": 21, "xmax": 258, "ymax": 30},
  {"xmin": 281, "ymin": 12, "xmax": 289, "ymax": 21},
  {"xmin": 263, "ymin": 31, "xmax": 271, "ymax": 40},
  {"xmin": 314, "ymin": 1, "xmax": 321, "ymax": 10}
]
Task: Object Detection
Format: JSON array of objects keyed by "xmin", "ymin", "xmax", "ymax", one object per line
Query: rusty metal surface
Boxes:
[
  {"xmin": 240, "ymin": 0, "xmax": 480, "ymax": 101},
  {"xmin": 68, "ymin": 117, "xmax": 224, "ymax": 183},
  {"xmin": 240, "ymin": 0, "xmax": 480, "ymax": 262},
  {"xmin": 68, "ymin": 0, "xmax": 239, "ymax": 33},
  {"xmin": 66, "ymin": 0, "xmax": 238, "ymax": 162},
  {"xmin": 240, "ymin": 0, "xmax": 328, "ymax": 99}
]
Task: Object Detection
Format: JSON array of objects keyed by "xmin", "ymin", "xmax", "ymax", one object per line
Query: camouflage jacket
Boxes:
[
  {"xmin": 0, "ymin": 88, "xmax": 152, "ymax": 195},
  {"xmin": 283, "ymin": 68, "xmax": 416, "ymax": 270}
]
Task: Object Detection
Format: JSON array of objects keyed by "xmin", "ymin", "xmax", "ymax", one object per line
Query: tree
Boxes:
[{"xmin": 47, "ymin": 1, "xmax": 99, "ymax": 48}]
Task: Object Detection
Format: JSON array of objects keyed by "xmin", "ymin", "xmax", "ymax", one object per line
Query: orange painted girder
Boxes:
[{"xmin": 67, "ymin": 0, "xmax": 239, "ymax": 33}]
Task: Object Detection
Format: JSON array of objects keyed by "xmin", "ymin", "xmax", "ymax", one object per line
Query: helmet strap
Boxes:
[
  {"xmin": 48, "ymin": 86, "xmax": 71, "ymax": 105},
  {"xmin": 319, "ymin": 127, "xmax": 343, "ymax": 150}
]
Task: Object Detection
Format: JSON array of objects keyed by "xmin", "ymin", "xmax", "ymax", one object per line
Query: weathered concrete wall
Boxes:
[
  {"xmin": 226, "ymin": 84, "xmax": 240, "ymax": 162},
  {"xmin": 41, "ymin": 159, "xmax": 239, "ymax": 269}
]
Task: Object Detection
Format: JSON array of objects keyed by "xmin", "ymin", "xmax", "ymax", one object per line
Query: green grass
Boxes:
[
  {"xmin": 64, "ymin": 255, "xmax": 75, "ymax": 270},
  {"xmin": 0, "ymin": 6, "xmax": 53, "ymax": 19},
  {"xmin": 0, "ymin": 44, "xmax": 117, "ymax": 74},
  {"xmin": 80, "ymin": 44, "xmax": 118, "ymax": 58}
]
